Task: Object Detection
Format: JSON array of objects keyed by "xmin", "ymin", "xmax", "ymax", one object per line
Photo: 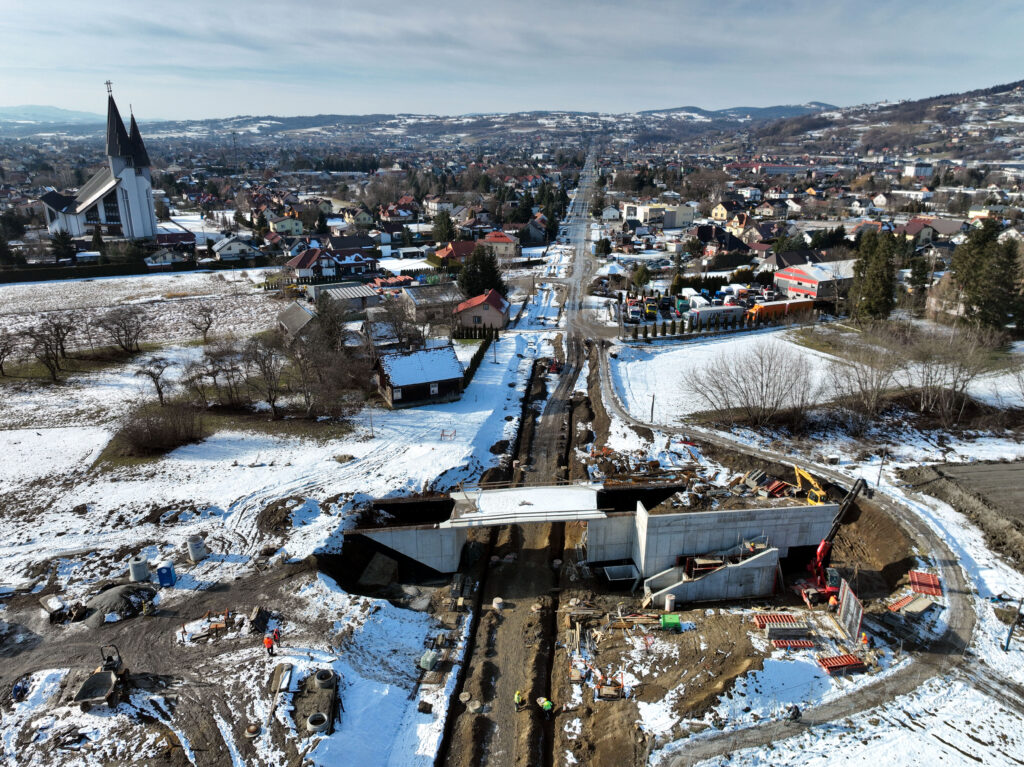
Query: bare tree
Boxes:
[
  {"xmin": 0, "ymin": 329, "xmax": 15, "ymax": 376},
  {"xmin": 244, "ymin": 332, "xmax": 287, "ymax": 417},
  {"xmin": 96, "ymin": 306, "xmax": 145, "ymax": 354},
  {"xmin": 373, "ymin": 296, "xmax": 424, "ymax": 351},
  {"xmin": 682, "ymin": 340, "xmax": 823, "ymax": 428},
  {"xmin": 899, "ymin": 325, "xmax": 997, "ymax": 426},
  {"xmin": 26, "ymin": 324, "xmax": 62, "ymax": 381},
  {"xmin": 201, "ymin": 337, "xmax": 249, "ymax": 408},
  {"xmin": 40, "ymin": 313, "xmax": 76, "ymax": 361},
  {"xmin": 135, "ymin": 357, "xmax": 174, "ymax": 406},
  {"xmin": 186, "ymin": 302, "xmax": 219, "ymax": 344},
  {"xmin": 827, "ymin": 325, "xmax": 905, "ymax": 430}
]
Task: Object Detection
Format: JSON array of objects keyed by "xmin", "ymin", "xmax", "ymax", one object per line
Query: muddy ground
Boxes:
[{"xmin": 901, "ymin": 462, "xmax": 1024, "ymax": 574}]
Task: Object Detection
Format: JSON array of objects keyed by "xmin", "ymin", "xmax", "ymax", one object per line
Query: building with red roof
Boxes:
[{"xmin": 454, "ymin": 289, "xmax": 510, "ymax": 329}]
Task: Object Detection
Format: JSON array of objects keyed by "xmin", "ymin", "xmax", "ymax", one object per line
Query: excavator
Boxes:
[
  {"xmin": 801, "ymin": 477, "xmax": 867, "ymax": 607},
  {"xmin": 793, "ymin": 465, "xmax": 828, "ymax": 505}
]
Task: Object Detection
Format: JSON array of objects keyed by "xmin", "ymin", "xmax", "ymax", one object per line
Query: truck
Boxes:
[
  {"xmin": 745, "ymin": 298, "xmax": 814, "ymax": 324},
  {"xmin": 685, "ymin": 304, "xmax": 745, "ymax": 330}
]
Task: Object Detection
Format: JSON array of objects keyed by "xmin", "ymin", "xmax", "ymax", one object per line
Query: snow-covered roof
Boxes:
[{"xmin": 378, "ymin": 345, "xmax": 463, "ymax": 387}]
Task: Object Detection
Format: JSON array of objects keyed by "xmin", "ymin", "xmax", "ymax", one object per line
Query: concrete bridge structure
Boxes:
[{"xmin": 346, "ymin": 483, "xmax": 838, "ymax": 600}]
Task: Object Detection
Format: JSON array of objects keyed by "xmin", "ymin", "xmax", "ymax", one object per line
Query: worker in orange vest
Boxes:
[
  {"xmin": 828, "ymin": 595, "xmax": 839, "ymax": 613},
  {"xmin": 263, "ymin": 635, "xmax": 275, "ymax": 657}
]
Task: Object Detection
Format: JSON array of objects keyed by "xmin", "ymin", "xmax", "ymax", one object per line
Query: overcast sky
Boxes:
[{"xmin": 2, "ymin": 0, "xmax": 1022, "ymax": 120}]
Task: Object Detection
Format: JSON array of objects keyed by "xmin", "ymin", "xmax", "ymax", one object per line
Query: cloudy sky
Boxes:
[{"xmin": 2, "ymin": 0, "xmax": 1022, "ymax": 120}]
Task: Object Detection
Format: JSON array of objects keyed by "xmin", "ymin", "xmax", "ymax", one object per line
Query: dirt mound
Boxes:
[
  {"xmin": 84, "ymin": 584, "xmax": 157, "ymax": 628},
  {"xmin": 830, "ymin": 495, "xmax": 914, "ymax": 597}
]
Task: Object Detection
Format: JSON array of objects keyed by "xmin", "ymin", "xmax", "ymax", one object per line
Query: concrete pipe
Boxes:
[
  {"xmin": 186, "ymin": 535, "xmax": 206, "ymax": 563},
  {"xmin": 306, "ymin": 712, "xmax": 329, "ymax": 733},
  {"xmin": 492, "ymin": 597, "xmax": 504, "ymax": 611},
  {"xmin": 244, "ymin": 723, "xmax": 261, "ymax": 739},
  {"xmin": 664, "ymin": 593, "xmax": 676, "ymax": 612},
  {"xmin": 314, "ymin": 669, "xmax": 336, "ymax": 689},
  {"xmin": 128, "ymin": 557, "xmax": 150, "ymax": 583}
]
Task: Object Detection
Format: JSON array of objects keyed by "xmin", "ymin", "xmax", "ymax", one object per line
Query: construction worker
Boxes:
[
  {"xmin": 263, "ymin": 635, "xmax": 275, "ymax": 657},
  {"xmin": 514, "ymin": 690, "xmax": 524, "ymax": 712},
  {"xmin": 828, "ymin": 595, "xmax": 839, "ymax": 613},
  {"xmin": 537, "ymin": 697, "xmax": 554, "ymax": 719},
  {"xmin": 272, "ymin": 627, "xmax": 281, "ymax": 645}
]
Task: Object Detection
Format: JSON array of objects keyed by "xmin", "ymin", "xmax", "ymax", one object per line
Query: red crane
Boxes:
[{"xmin": 802, "ymin": 478, "xmax": 867, "ymax": 606}]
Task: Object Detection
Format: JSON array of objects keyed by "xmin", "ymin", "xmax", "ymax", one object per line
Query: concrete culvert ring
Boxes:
[
  {"xmin": 244, "ymin": 724, "xmax": 261, "ymax": 739},
  {"xmin": 306, "ymin": 712, "xmax": 329, "ymax": 733},
  {"xmin": 314, "ymin": 669, "xmax": 335, "ymax": 689}
]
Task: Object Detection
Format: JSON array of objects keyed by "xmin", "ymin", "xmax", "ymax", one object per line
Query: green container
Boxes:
[{"xmin": 660, "ymin": 614, "xmax": 681, "ymax": 630}]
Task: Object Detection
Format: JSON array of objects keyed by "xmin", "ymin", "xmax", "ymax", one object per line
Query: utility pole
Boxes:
[
  {"xmin": 368, "ymin": 406, "xmax": 374, "ymax": 438},
  {"xmin": 650, "ymin": 393, "xmax": 655, "ymax": 422},
  {"xmin": 1004, "ymin": 596, "xmax": 1022, "ymax": 652},
  {"xmin": 876, "ymin": 448, "xmax": 887, "ymax": 487}
]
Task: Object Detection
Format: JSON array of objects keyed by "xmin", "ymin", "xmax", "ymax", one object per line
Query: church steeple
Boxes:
[
  {"xmin": 128, "ymin": 113, "xmax": 151, "ymax": 168},
  {"xmin": 105, "ymin": 86, "xmax": 132, "ymax": 161}
]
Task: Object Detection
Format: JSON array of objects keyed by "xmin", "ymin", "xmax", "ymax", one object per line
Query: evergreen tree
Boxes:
[
  {"xmin": 432, "ymin": 210, "xmax": 456, "ymax": 243},
  {"xmin": 315, "ymin": 211, "xmax": 330, "ymax": 235},
  {"xmin": 952, "ymin": 219, "xmax": 1020, "ymax": 328},
  {"xmin": 401, "ymin": 226, "xmax": 414, "ymax": 247},
  {"xmin": 91, "ymin": 228, "xmax": 106, "ymax": 255},
  {"xmin": 669, "ymin": 272, "xmax": 684, "ymax": 295},
  {"xmin": 457, "ymin": 245, "xmax": 507, "ymax": 297},
  {"xmin": 51, "ymin": 230, "xmax": 76, "ymax": 262},
  {"xmin": 907, "ymin": 256, "xmax": 931, "ymax": 316},
  {"xmin": 849, "ymin": 230, "xmax": 896, "ymax": 321},
  {"xmin": 595, "ymin": 238, "xmax": 612, "ymax": 257},
  {"xmin": 633, "ymin": 263, "xmax": 650, "ymax": 290}
]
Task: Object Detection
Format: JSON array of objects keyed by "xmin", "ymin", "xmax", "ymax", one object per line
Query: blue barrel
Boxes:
[{"xmin": 157, "ymin": 560, "xmax": 177, "ymax": 587}]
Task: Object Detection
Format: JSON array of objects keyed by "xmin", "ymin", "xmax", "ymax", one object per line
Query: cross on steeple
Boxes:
[{"xmin": 105, "ymin": 80, "xmax": 113, "ymax": 95}]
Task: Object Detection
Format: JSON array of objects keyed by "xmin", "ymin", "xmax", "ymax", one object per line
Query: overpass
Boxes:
[{"xmin": 345, "ymin": 483, "xmax": 838, "ymax": 599}]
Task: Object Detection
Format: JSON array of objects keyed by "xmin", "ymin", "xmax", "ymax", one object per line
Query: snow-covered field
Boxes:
[{"xmin": 610, "ymin": 328, "xmax": 835, "ymax": 423}]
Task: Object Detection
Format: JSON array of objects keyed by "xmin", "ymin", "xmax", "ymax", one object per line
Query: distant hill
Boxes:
[
  {"xmin": 0, "ymin": 105, "xmax": 104, "ymax": 125},
  {"xmin": 639, "ymin": 102, "xmax": 836, "ymax": 121}
]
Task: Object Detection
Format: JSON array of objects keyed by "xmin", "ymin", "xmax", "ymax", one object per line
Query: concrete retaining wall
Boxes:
[
  {"xmin": 360, "ymin": 526, "xmax": 467, "ymax": 573},
  {"xmin": 648, "ymin": 548, "xmax": 779, "ymax": 604},
  {"xmin": 637, "ymin": 503, "xmax": 836, "ymax": 576},
  {"xmin": 586, "ymin": 513, "xmax": 634, "ymax": 563}
]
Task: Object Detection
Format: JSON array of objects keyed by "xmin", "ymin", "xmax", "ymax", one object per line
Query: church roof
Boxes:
[
  {"xmin": 73, "ymin": 167, "xmax": 119, "ymax": 214},
  {"xmin": 105, "ymin": 95, "xmax": 132, "ymax": 160},
  {"xmin": 128, "ymin": 114, "xmax": 151, "ymax": 167}
]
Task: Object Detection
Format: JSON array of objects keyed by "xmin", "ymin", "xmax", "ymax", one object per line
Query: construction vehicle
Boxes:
[
  {"xmin": 745, "ymin": 298, "xmax": 814, "ymax": 324},
  {"xmin": 801, "ymin": 478, "xmax": 867, "ymax": 606},
  {"xmin": 793, "ymin": 465, "xmax": 828, "ymax": 505},
  {"xmin": 73, "ymin": 645, "xmax": 130, "ymax": 711}
]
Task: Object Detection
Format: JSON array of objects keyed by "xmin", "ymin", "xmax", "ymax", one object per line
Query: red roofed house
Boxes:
[
  {"xmin": 284, "ymin": 248, "xmax": 338, "ymax": 279},
  {"xmin": 454, "ymin": 289, "xmax": 510, "ymax": 329},
  {"xmin": 434, "ymin": 240, "xmax": 477, "ymax": 265},
  {"xmin": 481, "ymin": 230, "xmax": 521, "ymax": 262}
]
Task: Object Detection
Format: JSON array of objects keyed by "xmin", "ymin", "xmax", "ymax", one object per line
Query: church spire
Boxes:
[
  {"xmin": 105, "ymin": 85, "xmax": 132, "ymax": 161},
  {"xmin": 128, "ymin": 112, "xmax": 151, "ymax": 168}
]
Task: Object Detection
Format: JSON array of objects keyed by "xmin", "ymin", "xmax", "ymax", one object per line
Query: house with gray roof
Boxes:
[{"xmin": 374, "ymin": 344, "xmax": 464, "ymax": 408}]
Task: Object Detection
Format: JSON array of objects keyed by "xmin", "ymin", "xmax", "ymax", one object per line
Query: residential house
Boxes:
[
  {"xmin": 434, "ymin": 241, "xmax": 477, "ymax": 265},
  {"xmin": 144, "ymin": 248, "xmax": 189, "ymax": 271},
  {"xmin": 454, "ymin": 289, "xmax": 510, "ymax": 329},
  {"xmin": 284, "ymin": 248, "xmax": 340, "ymax": 279},
  {"xmin": 711, "ymin": 200, "xmax": 743, "ymax": 222},
  {"xmin": 212, "ymin": 234, "xmax": 260, "ymax": 261},
  {"xmin": 375, "ymin": 344, "xmax": 464, "ymax": 408},
  {"xmin": 601, "ymin": 205, "xmax": 621, "ymax": 220},
  {"xmin": 343, "ymin": 206, "xmax": 375, "ymax": 228},
  {"xmin": 423, "ymin": 195, "xmax": 454, "ymax": 217},
  {"xmin": 773, "ymin": 259, "xmax": 857, "ymax": 301},
  {"xmin": 481, "ymin": 230, "xmax": 520, "ymax": 262},
  {"xmin": 737, "ymin": 187, "xmax": 763, "ymax": 202},
  {"xmin": 399, "ymin": 282, "xmax": 465, "ymax": 324},
  {"xmin": 269, "ymin": 215, "xmax": 303, "ymax": 236},
  {"xmin": 754, "ymin": 200, "xmax": 787, "ymax": 218}
]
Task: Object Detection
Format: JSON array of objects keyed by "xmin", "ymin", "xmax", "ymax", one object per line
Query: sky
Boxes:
[{"xmin": 1, "ymin": 0, "xmax": 1022, "ymax": 120}]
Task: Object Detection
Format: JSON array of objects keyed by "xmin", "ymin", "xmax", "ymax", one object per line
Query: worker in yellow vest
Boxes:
[
  {"xmin": 537, "ymin": 697, "xmax": 554, "ymax": 719},
  {"xmin": 514, "ymin": 690, "xmax": 525, "ymax": 711}
]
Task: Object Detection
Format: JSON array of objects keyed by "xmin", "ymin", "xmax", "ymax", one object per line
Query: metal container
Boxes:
[
  {"xmin": 128, "ymin": 557, "xmax": 149, "ymax": 583},
  {"xmin": 186, "ymin": 535, "xmax": 206, "ymax": 563},
  {"xmin": 664, "ymin": 593, "xmax": 676, "ymax": 612}
]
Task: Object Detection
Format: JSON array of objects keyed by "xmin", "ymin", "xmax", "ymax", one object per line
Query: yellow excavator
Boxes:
[{"xmin": 794, "ymin": 465, "xmax": 828, "ymax": 505}]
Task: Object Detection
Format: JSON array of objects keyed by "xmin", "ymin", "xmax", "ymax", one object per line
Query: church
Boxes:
[{"xmin": 41, "ymin": 87, "xmax": 159, "ymax": 241}]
